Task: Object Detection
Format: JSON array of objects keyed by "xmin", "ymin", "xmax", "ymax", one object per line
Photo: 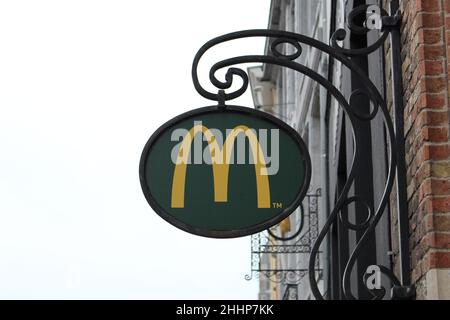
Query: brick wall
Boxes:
[{"xmin": 385, "ymin": 0, "xmax": 450, "ymax": 299}]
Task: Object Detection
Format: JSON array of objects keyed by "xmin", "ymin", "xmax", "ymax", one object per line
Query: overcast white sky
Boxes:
[{"xmin": 0, "ymin": 0, "xmax": 271, "ymax": 299}]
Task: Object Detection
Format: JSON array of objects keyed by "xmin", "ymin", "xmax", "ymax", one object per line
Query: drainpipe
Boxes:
[
  {"xmin": 388, "ymin": 0, "xmax": 414, "ymax": 299},
  {"xmin": 319, "ymin": 62, "xmax": 330, "ymax": 298},
  {"xmin": 317, "ymin": 0, "xmax": 336, "ymax": 300},
  {"xmin": 320, "ymin": 1, "xmax": 336, "ymax": 298}
]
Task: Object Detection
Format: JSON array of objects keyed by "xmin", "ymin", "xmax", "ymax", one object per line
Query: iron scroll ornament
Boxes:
[{"xmin": 189, "ymin": 5, "xmax": 407, "ymax": 300}]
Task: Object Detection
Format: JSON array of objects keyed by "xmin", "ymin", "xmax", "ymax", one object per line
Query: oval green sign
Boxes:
[{"xmin": 139, "ymin": 105, "xmax": 311, "ymax": 238}]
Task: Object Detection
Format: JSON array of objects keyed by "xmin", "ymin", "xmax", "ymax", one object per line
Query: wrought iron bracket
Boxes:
[
  {"xmin": 191, "ymin": 4, "xmax": 413, "ymax": 300},
  {"xmin": 392, "ymin": 285, "xmax": 416, "ymax": 300},
  {"xmin": 382, "ymin": 10, "xmax": 401, "ymax": 29}
]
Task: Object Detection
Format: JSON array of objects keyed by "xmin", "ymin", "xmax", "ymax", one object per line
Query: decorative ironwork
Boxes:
[
  {"xmin": 283, "ymin": 284, "xmax": 299, "ymax": 301},
  {"xmin": 267, "ymin": 203, "xmax": 304, "ymax": 242},
  {"xmin": 191, "ymin": 4, "xmax": 413, "ymax": 300},
  {"xmin": 245, "ymin": 189, "xmax": 322, "ymax": 286}
]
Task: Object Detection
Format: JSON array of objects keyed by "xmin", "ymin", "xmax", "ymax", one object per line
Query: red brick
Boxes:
[
  {"xmin": 431, "ymin": 178, "xmax": 450, "ymax": 195},
  {"xmin": 419, "ymin": 29, "xmax": 443, "ymax": 45},
  {"xmin": 429, "ymin": 144, "xmax": 450, "ymax": 160},
  {"xmin": 416, "ymin": 111, "xmax": 449, "ymax": 128},
  {"xmin": 416, "ymin": 198, "xmax": 433, "ymax": 221},
  {"xmin": 418, "ymin": 60, "xmax": 445, "ymax": 75},
  {"xmin": 418, "ymin": 180, "xmax": 433, "ymax": 203},
  {"xmin": 417, "ymin": 44, "xmax": 446, "ymax": 60},
  {"xmin": 426, "ymin": 251, "xmax": 450, "ymax": 268},
  {"xmin": 432, "ymin": 197, "xmax": 450, "ymax": 212},
  {"xmin": 420, "ymin": 12, "xmax": 444, "ymax": 28},
  {"xmin": 416, "ymin": 93, "xmax": 446, "ymax": 110},
  {"xmin": 446, "ymin": 16, "xmax": 450, "ymax": 29},
  {"xmin": 422, "ymin": 127, "xmax": 449, "ymax": 142},
  {"xmin": 425, "ymin": 76, "xmax": 447, "ymax": 92},
  {"xmin": 434, "ymin": 214, "xmax": 450, "ymax": 230},
  {"xmin": 417, "ymin": 0, "xmax": 441, "ymax": 13},
  {"xmin": 425, "ymin": 232, "xmax": 450, "ymax": 249},
  {"xmin": 446, "ymin": 0, "xmax": 450, "ymax": 13}
]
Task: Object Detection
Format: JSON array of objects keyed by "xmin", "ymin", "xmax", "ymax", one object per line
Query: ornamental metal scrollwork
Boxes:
[
  {"xmin": 245, "ymin": 189, "xmax": 322, "ymax": 287},
  {"xmin": 192, "ymin": 5, "xmax": 411, "ymax": 300},
  {"xmin": 283, "ymin": 284, "xmax": 299, "ymax": 300}
]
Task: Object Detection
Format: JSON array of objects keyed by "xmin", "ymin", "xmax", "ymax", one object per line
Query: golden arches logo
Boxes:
[{"xmin": 171, "ymin": 124, "xmax": 271, "ymax": 208}]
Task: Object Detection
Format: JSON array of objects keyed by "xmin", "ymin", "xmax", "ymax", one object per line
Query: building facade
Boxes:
[{"xmin": 248, "ymin": 0, "xmax": 450, "ymax": 300}]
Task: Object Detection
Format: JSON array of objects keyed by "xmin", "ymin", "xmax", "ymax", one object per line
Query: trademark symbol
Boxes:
[{"xmin": 272, "ymin": 202, "xmax": 283, "ymax": 209}]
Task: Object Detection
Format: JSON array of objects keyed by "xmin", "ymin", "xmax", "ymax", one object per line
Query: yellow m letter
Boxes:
[{"xmin": 171, "ymin": 125, "xmax": 271, "ymax": 209}]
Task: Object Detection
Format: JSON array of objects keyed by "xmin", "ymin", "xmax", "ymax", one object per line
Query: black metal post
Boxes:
[{"xmin": 388, "ymin": 0, "xmax": 413, "ymax": 296}]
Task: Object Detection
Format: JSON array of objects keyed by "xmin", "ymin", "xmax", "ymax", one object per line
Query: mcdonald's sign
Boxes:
[{"xmin": 139, "ymin": 105, "xmax": 311, "ymax": 238}]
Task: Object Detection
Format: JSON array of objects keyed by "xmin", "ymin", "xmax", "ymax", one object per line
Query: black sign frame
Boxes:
[{"xmin": 139, "ymin": 104, "xmax": 312, "ymax": 238}]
